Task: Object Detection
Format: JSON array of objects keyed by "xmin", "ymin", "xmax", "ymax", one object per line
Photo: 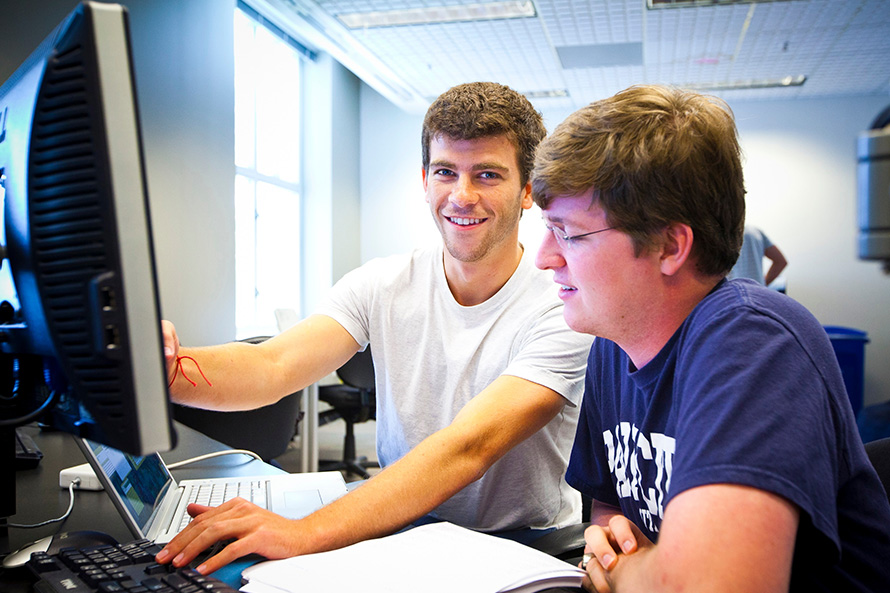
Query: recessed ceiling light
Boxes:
[
  {"xmin": 523, "ymin": 89, "xmax": 569, "ymax": 99},
  {"xmin": 648, "ymin": 0, "xmax": 795, "ymax": 8},
  {"xmin": 556, "ymin": 43, "xmax": 644, "ymax": 69},
  {"xmin": 683, "ymin": 75, "xmax": 807, "ymax": 91},
  {"xmin": 337, "ymin": 0, "xmax": 536, "ymax": 29}
]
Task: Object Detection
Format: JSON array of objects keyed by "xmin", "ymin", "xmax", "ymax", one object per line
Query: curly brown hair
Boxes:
[
  {"xmin": 532, "ymin": 85, "xmax": 745, "ymax": 277},
  {"xmin": 422, "ymin": 82, "xmax": 546, "ymax": 187}
]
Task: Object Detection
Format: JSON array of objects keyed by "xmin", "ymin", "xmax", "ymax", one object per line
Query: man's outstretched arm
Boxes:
[
  {"xmin": 163, "ymin": 315, "xmax": 359, "ymax": 411},
  {"xmin": 156, "ymin": 374, "xmax": 569, "ymax": 574}
]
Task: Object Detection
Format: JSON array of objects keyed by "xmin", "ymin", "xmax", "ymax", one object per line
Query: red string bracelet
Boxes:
[{"xmin": 168, "ymin": 355, "xmax": 213, "ymax": 388}]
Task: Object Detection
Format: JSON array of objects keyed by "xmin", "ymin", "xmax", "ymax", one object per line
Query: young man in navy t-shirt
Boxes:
[{"xmin": 533, "ymin": 84, "xmax": 890, "ymax": 592}]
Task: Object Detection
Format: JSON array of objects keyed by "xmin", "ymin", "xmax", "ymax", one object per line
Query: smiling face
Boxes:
[
  {"xmin": 535, "ymin": 191, "xmax": 661, "ymax": 341},
  {"xmin": 423, "ymin": 134, "xmax": 532, "ymax": 265}
]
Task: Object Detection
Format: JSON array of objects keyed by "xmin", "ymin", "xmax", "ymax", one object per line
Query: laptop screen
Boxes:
[{"xmin": 85, "ymin": 440, "xmax": 172, "ymax": 531}]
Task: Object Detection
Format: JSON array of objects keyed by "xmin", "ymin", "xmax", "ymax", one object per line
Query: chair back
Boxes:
[
  {"xmin": 865, "ymin": 437, "xmax": 890, "ymax": 503},
  {"xmin": 274, "ymin": 308, "xmax": 300, "ymax": 332},
  {"xmin": 337, "ymin": 347, "xmax": 375, "ymax": 391},
  {"xmin": 172, "ymin": 336, "xmax": 301, "ymax": 463}
]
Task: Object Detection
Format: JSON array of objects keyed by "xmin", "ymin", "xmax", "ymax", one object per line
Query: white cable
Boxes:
[
  {"xmin": 8, "ymin": 451, "xmax": 262, "ymax": 529},
  {"xmin": 8, "ymin": 478, "xmax": 79, "ymax": 528},
  {"xmin": 165, "ymin": 448, "xmax": 262, "ymax": 470}
]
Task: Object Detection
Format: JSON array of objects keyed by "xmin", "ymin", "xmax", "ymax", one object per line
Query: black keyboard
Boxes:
[{"xmin": 26, "ymin": 538, "xmax": 238, "ymax": 593}]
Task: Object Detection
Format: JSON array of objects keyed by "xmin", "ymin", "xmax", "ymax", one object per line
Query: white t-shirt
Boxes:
[
  {"xmin": 729, "ymin": 226, "xmax": 774, "ymax": 284},
  {"xmin": 316, "ymin": 245, "xmax": 593, "ymax": 532}
]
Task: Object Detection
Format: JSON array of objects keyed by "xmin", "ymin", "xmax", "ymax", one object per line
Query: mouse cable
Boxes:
[
  {"xmin": 164, "ymin": 449, "xmax": 262, "ymax": 470},
  {"xmin": 7, "ymin": 478, "xmax": 79, "ymax": 528},
  {"xmin": 0, "ymin": 386, "xmax": 58, "ymax": 427}
]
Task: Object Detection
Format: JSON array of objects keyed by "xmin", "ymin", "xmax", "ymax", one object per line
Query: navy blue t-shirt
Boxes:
[{"xmin": 566, "ymin": 279, "xmax": 890, "ymax": 591}]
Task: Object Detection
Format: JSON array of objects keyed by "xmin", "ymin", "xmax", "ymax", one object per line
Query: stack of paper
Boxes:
[{"xmin": 241, "ymin": 522, "xmax": 585, "ymax": 593}]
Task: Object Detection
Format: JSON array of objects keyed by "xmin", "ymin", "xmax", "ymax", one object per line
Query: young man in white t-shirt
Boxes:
[{"xmin": 157, "ymin": 82, "xmax": 592, "ymax": 574}]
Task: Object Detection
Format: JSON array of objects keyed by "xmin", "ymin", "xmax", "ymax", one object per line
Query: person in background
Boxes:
[
  {"xmin": 533, "ymin": 84, "xmax": 890, "ymax": 592},
  {"xmin": 729, "ymin": 224, "xmax": 788, "ymax": 286},
  {"xmin": 156, "ymin": 82, "xmax": 592, "ymax": 575}
]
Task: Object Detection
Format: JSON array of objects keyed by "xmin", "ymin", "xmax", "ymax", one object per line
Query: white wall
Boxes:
[
  {"xmin": 730, "ymin": 95, "xmax": 890, "ymax": 407},
  {"xmin": 0, "ymin": 0, "xmax": 237, "ymax": 346},
  {"xmin": 359, "ymin": 87, "xmax": 890, "ymax": 407},
  {"xmin": 125, "ymin": 0, "xmax": 236, "ymax": 346},
  {"xmin": 359, "ymin": 85, "xmax": 432, "ymax": 261},
  {"xmin": 302, "ymin": 54, "xmax": 362, "ymax": 316}
]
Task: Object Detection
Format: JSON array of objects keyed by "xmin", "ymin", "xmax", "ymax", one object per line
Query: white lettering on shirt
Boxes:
[{"xmin": 602, "ymin": 424, "xmax": 676, "ymax": 532}]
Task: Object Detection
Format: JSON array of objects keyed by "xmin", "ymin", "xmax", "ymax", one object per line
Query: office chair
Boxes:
[
  {"xmin": 865, "ymin": 436, "xmax": 890, "ymax": 504},
  {"xmin": 171, "ymin": 336, "xmax": 302, "ymax": 465},
  {"xmin": 527, "ymin": 495, "xmax": 591, "ymax": 564},
  {"xmin": 318, "ymin": 347, "xmax": 378, "ymax": 479}
]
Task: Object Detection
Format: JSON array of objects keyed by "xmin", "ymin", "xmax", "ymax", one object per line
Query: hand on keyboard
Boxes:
[
  {"xmin": 155, "ymin": 497, "xmax": 303, "ymax": 575},
  {"xmin": 178, "ymin": 481, "xmax": 270, "ymax": 532}
]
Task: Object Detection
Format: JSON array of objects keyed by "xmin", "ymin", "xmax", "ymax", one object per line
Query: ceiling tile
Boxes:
[{"xmin": 266, "ymin": 0, "xmax": 890, "ymax": 111}]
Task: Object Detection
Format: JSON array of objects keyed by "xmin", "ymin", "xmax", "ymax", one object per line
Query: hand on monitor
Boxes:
[
  {"xmin": 161, "ymin": 320, "xmax": 181, "ymax": 385},
  {"xmin": 155, "ymin": 498, "xmax": 301, "ymax": 574}
]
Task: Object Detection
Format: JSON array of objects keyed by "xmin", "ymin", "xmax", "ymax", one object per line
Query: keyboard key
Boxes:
[
  {"xmin": 196, "ymin": 582, "xmax": 233, "ymax": 591},
  {"xmin": 162, "ymin": 572, "xmax": 191, "ymax": 589},
  {"xmin": 143, "ymin": 562, "xmax": 169, "ymax": 575},
  {"xmin": 30, "ymin": 552, "xmax": 62, "ymax": 573}
]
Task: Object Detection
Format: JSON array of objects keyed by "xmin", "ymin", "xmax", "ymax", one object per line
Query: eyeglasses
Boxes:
[{"xmin": 544, "ymin": 223, "xmax": 616, "ymax": 248}]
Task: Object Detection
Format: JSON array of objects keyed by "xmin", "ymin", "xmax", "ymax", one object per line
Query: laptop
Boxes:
[{"xmin": 76, "ymin": 438, "xmax": 348, "ymax": 544}]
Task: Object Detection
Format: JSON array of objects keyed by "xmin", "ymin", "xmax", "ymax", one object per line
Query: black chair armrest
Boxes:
[{"xmin": 528, "ymin": 522, "xmax": 590, "ymax": 565}]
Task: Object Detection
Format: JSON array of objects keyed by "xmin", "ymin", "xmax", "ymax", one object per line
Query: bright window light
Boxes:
[{"xmin": 234, "ymin": 7, "xmax": 303, "ymax": 338}]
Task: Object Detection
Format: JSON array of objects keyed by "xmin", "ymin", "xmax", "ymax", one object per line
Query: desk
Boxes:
[
  {"xmin": 2, "ymin": 423, "xmax": 578, "ymax": 593},
  {"xmin": 1, "ymin": 422, "xmax": 284, "ymax": 592}
]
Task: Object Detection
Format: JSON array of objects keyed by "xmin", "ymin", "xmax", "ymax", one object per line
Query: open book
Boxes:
[{"xmin": 240, "ymin": 522, "xmax": 586, "ymax": 593}]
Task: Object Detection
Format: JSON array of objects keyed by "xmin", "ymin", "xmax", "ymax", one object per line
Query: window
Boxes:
[{"xmin": 234, "ymin": 7, "xmax": 305, "ymax": 338}]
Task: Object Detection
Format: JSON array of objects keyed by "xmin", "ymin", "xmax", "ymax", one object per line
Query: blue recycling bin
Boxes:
[{"xmin": 824, "ymin": 326, "xmax": 869, "ymax": 417}]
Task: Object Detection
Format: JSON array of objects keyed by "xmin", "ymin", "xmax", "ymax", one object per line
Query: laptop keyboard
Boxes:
[
  {"xmin": 178, "ymin": 479, "xmax": 270, "ymax": 531},
  {"xmin": 26, "ymin": 538, "xmax": 238, "ymax": 593}
]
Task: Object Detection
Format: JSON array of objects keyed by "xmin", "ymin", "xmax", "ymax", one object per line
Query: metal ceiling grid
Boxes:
[
  {"xmin": 358, "ymin": 16, "xmax": 564, "ymax": 98},
  {"xmin": 540, "ymin": 0, "xmax": 640, "ymax": 47},
  {"xmin": 276, "ymin": 0, "xmax": 890, "ymax": 111}
]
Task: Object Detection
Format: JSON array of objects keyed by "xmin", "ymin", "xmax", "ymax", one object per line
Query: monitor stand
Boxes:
[
  {"xmin": 1, "ymin": 424, "xmax": 15, "ymax": 552},
  {"xmin": 0, "ymin": 355, "xmax": 53, "ymax": 553}
]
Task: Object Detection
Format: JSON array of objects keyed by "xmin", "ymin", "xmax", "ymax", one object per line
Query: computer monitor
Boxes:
[
  {"xmin": 0, "ymin": 1, "xmax": 175, "ymax": 523},
  {"xmin": 858, "ymin": 105, "xmax": 890, "ymax": 272}
]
